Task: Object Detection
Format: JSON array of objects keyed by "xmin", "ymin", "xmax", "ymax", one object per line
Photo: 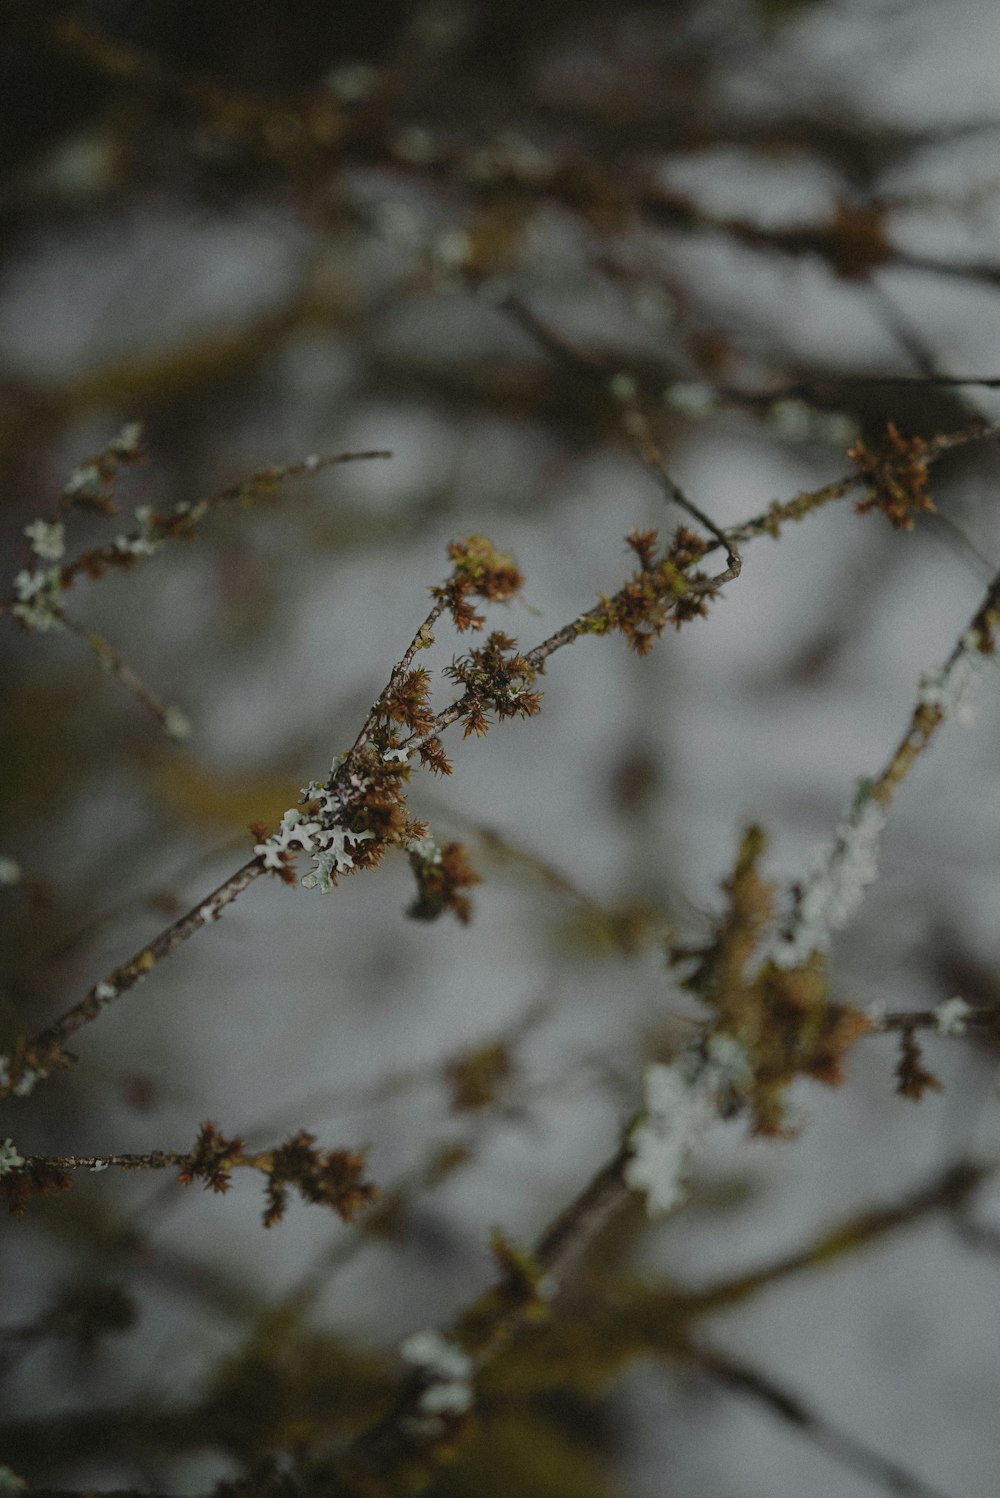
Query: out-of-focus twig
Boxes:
[{"xmin": 689, "ymin": 1344, "xmax": 958, "ymax": 1498}]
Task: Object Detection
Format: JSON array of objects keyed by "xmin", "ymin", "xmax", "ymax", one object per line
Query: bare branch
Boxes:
[{"xmin": 690, "ymin": 1344, "xmax": 958, "ymax": 1498}]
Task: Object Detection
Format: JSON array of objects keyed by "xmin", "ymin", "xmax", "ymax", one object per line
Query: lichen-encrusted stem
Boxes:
[
  {"xmin": 340, "ymin": 1146, "xmax": 631, "ymax": 1492},
  {"xmin": 872, "ymin": 566, "xmax": 1000, "ymax": 807}
]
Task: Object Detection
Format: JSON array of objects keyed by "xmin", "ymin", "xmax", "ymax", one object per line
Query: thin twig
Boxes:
[
  {"xmin": 872, "ymin": 568, "xmax": 1000, "ymax": 808},
  {"xmin": 344, "ymin": 596, "xmax": 449, "ymax": 761},
  {"xmin": 63, "ymin": 612, "xmax": 189, "ymax": 739},
  {"xmin": 500, "ymin": 292, "xmax": 609, "ymax": 383},
  {"xmin": 690, "ymin": 1344, "xmax": 959, "ymax": 1498},
  {"xmin": 20, "ymin": 1150, "xmax": 190, "ymax": 1172},
  {"xmin": 500, "ymin": 290, "xmax": 742, "ymax": 574},
  {"xmin": 779, "ymin": 373, "xmax": 1000, "ymax": 393},
  {"xmin": 4, "ymin": 1125, "xmax": 377, "ymax": 1229},
  {"xmin": 868, "ymin": 1007, "xmax": 998, "ymax": 1035},
  {"xmin": 674, "ymin": 1160, "xmax": 986, "ymax": 1318},
  {"xmin": 1, "ymin": 448, "xmax": 393, "ymax": 618},
  {"xmin": 625, "ymin": 400, "xmax": 742, "ymax": 575},
  {"xmin": 16, "ymin": 856, "xmax": 264, "ymax": 1080},
  {"xmin": 704, "ymin": 420, "xmax": 1000, "ymax": 558},
  {"xmin": 35, "ymin": 831, "xmax": 247, "ymax": 972},
  {"xmin": 766, "ymin": 563, "xmax": 1000, "ymax": 966}
]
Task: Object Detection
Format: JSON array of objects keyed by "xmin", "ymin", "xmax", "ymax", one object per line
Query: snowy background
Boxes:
[{"xmin": 3, "ymin": 1, "xmax": 1000, "ymax": 1494}]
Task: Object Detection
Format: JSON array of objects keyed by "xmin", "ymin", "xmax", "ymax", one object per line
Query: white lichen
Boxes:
[
  {"xmin": 114, "ymin": 505, "xmax": 164, "ymax": 559},
  {"xmin": 175, "ymin": 499, "xmax": 208, "ymax": 524},
  {"xmin": 865, "ymin": 1001, "xmax": 888, "ymax": 1033},
  {"xmin": 766, "ymin": 780, "xmax": 888, "ymax": 970},
  {"xmin": 624, "ymin": 1057, "xmax": 712, "ymax": 1219},
  {"xmin": 934, "ymin": 996, "xmax": 972, "ymax": 1037},
  {"xmin": 89, "ymin": 1159, "xmax": 109, "ymax": 1173},
  {"xmin": 12, "ymin": 1066, "xmax": 46, "ymax": 1098},
  {"xmin": 24, "ymin": 519, "xmax": 65, "ymax": 560},
  {"xmin": 705, "ymin": 1031, "xmax": 752, "ymax": 1090},
  {"xmin": 401, "ymin": 1329, "xmax": 473, "ymax": 1382},
  {"xmin": 419, "ymin": 1380, "xmax": 473, "ymax": 1415},
  {"xmin": 257, "ymin": 787, "xmax": 376, "ymax": 893},
  {"xmin": 625, "ymin": 1037, "xmax": 753, "ymax": 1220},
  {"xmin": 664, "ymin": 380, "xmax": 716, "ymax": 418},
  {"xmin": 300, "ymin": 824, "xmax": 375, "ymax": 890},
  {"xmin": 113, "ymin": 421, "xmax": 143, "ymax": 456},
  {"xmin": 401, "ymin": 1328, "xmax": 474, "ymax": 1426},
  {"xmin": 609, "ymin": 372, "xmax": 638, "ymax": 403},
  {"xmin": 163, "ymin": 706, "xmax": 191, "ymax": 743},
  {"xmin": 0, "ymin": 1139, "xmax": 25, "ymax": 1175},
  {"xmin": 254, "ymin": 808, "xmax": 324, "ymax": 869},
  {"xmin": 0, "ymin": 1059, "xmax": 47, "ymax": 1097},
  {"xmin": 95, "ymin": 980, "xmax": 117, "ymax": 1001},
  {"xmin": 918, "ymin": 631, "xmax": 995, "ymax": 727},
  {"xmin": 12, "ymin": 567, "xmax": 64, "ymax": 631},
  {"xmin": 406, "ymin": 834, "xmax": 441, "ymax": 865},
  {"xmin": 114, "ymin": 535, "xmax": 158, "ymax": 557},
  {"xmin": 63, "ymin": 462, "xmax": 102, "ymax": 499},
  {"xmin": 766, "ymin": 399, "xmax": 857, "ymax": 448}
]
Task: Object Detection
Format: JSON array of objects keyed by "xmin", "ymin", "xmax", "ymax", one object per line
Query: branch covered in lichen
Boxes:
[
  {"xmin": 2, "ymin": 433, "xmax": 392, "ymax": 732},
  {"xmin": 0, "ymin": 1120, "xmax": 377, "ymax": 1227},
  {"xmin": 8, "ymin": 439, "xmax": 996, "ymax": 1112},
  {"xmin": 0, "ymin": 521, "xmax": 734, "ymax": 1101}
]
